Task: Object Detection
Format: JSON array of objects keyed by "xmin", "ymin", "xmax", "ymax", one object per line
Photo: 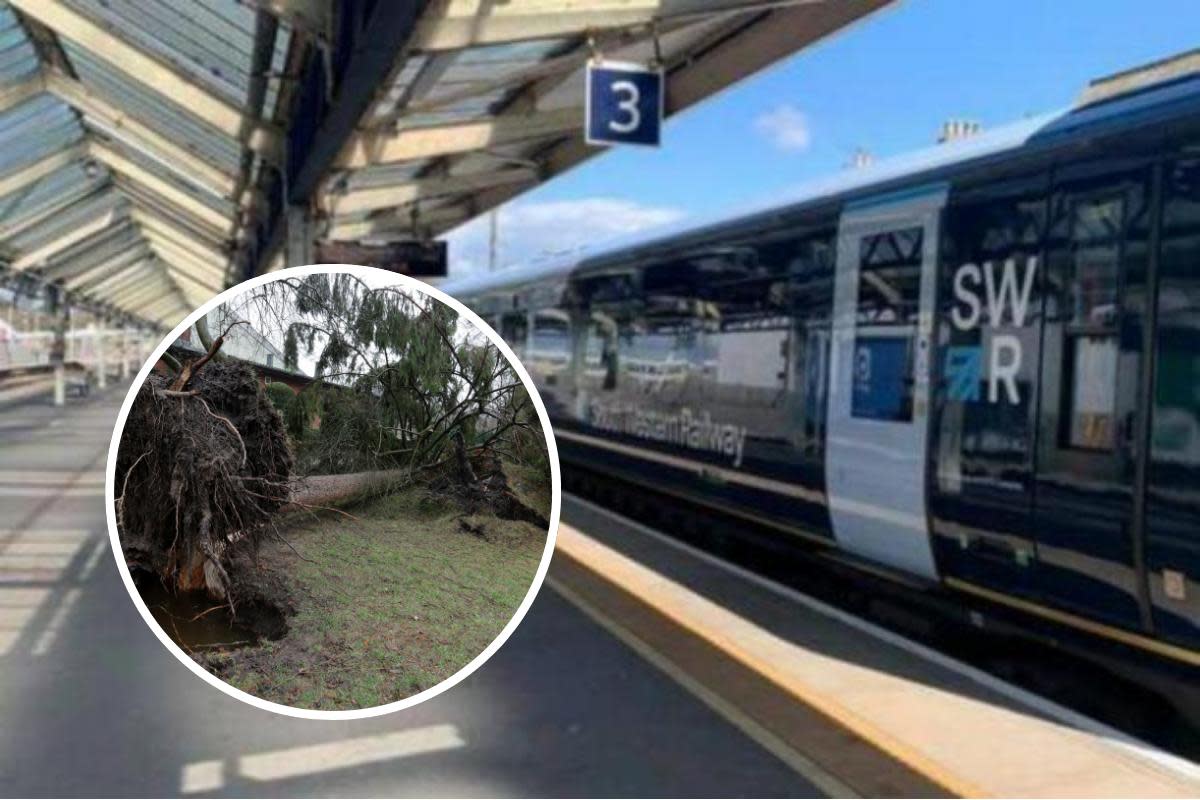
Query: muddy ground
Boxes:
[{"xmin": 193, "ymin": 463, "xmax": 549, "ymax": 710}]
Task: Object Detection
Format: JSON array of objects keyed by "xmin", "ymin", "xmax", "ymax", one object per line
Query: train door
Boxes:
[
  {"xmin": 826, "ymin": 186, "xmax": 946, "ymax": 579},
  {"xmin": 929, "ymin": 172, "xmax": 1049, "ymax": 601},
  {"xmin": 1146, "ymin": 153, "xmax": 1200, "ymax": 648},
  {"xmin": 1032, "ymin": 158, "xmax": 1156, "ymax": 630}
]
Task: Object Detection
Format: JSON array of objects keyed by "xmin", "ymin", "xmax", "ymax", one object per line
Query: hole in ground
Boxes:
[{"xmin": 132, "ymin": 567, "xmax": 288, "ymax": 651}]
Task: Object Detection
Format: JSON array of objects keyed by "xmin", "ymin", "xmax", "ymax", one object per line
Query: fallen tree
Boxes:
[
  {"xmin": 116, "ymin": 279, "xmax": 551, "ymax": 648},
  {"xmin": 115, "ymin": 327, "xmax": 293, "ymax": 610},
  {"xmin": 247, "ymin": 273, "xmax": 550, "ymax": 484}
]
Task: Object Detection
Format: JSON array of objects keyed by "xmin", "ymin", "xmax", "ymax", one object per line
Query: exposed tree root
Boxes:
[{"xmin": 116, "ymin": 359, "xmax": 293, "ymax": 616}]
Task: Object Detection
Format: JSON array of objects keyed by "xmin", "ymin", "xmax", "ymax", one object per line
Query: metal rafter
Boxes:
[
  {"xmin": 11, "ymin": 206, "xmax": 123, "ymax": 271},
  {"xmin": 9, "ymin": 0, "xmax": 283, "ymax": 160},
  {"xmin": 337, "ymin": 107, "xmax": 579, "ymax": 170},
  {"xmin": 46, "ymin": 71, "xmax": 240, "ymax": 200},
  {"xmin": 0, "ymin": 180, "xmax": 109, "ymax": 242},
  {"xmin": 88, "ymin": 141, "xmax": 234, "ymax": 235},
  {"xmin": 0, "ymin": 73, "xmax": 45, "ymax": 116},
  {"xmin": 245, "ymin": 0, "xmax": 331, "ymax": 37},
  {"xmin": 240, "ymin": 0, "xmax": 429, "ymax": 277},
  {"xmin": 322, "ymin": 166, "xmax": 538, "ymax": 218},
  {"xmin": 64, "ymin": 244, "xmax": 153, "ymax": 290},
  {"xmin": 410, "ymin": 0, "xmax": 823, "ymax": 50},
  {"xmin": 38, "ymin": 222, "xmax": 140, "ymax": 281},
  {"xmin": 0, "ymin": 144, "xmax": 88, "ymax": 201}
]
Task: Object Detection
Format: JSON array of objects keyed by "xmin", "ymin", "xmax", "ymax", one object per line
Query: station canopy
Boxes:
[{"xmin": 0, "ymin": 0, "xmax": 890, "ymax": 327}]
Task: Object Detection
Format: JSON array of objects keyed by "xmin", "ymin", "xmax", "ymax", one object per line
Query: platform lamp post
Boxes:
[
  {"xmin": 46, "ymin": 279, "xmax": 67, "ymax": 407},
  {"xmin": 120, "ymin": 313, "xmax": 130, "ymax": 380},
  {"xmin": 488, "ymin": 210, "xmax": 499, "ymax": 272},
  {"xmin": 95, "ymin": 306, "xmax": 107, "ymax": 391}
]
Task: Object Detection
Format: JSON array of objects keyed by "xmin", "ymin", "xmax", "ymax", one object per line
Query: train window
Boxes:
[
  {"xmin": 1151, "ymin": 157, "xmax": 1200, "ymax": 469},
  {"xmin": 528, "ymin": 309, "xmax": 571, "ymax": 384},
  {"xmin": 1069, "ymin": 196, "xmax": 1122, "ymax": 326},
  {"xmin": 1065, "ymin": 336, "xmax": 1119, "ymax": 449},
  {"xmin": 499, "ymin": 311, "xmax": 528, "ymax": 357},
  {"xmin": 585, "ymin": 313, "xmax": 621, "ymax": 392},
  {"xmin": 574, "ymin": 271, "xmax": 641, "ymax": 394},
  {"xmin": 1061, "ymin": 194, "xmax": 1124, "ymax": 450},
  {"xmin": 852, "ymin": 226, "xmax": 922, "ymax": 422},
  {"xmin": 856, "ymin": 226, "xmax": 923, "ymax": 324}
]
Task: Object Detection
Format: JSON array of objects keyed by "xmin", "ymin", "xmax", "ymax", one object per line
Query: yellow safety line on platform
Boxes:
[
  {"xmin": 552, "ymin": 524, "xmax": 987, "ymax": 798},
  {"xmin": 548, "ymin": 577, "xmax": 860, "ymax": 799}
]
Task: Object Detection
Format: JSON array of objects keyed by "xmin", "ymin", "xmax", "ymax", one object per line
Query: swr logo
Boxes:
[{"xmin": 947, "ymin": 256, "xmax": 1037, "ymax": 404}]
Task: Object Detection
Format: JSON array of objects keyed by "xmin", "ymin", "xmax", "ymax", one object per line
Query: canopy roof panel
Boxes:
[{"xmin": 0, "ymin": 0, "xmax": 892, "ymax": 328}]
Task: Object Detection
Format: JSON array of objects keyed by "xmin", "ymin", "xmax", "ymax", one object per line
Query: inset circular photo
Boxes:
[{"xmin": 106, "ymin": 265, "xmax": 559, "ymax": 718}]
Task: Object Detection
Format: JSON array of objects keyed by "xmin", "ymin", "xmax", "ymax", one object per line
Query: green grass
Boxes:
[{"xmin": 218, "ymin": 483, "xmax": 546, "ymax": 710}]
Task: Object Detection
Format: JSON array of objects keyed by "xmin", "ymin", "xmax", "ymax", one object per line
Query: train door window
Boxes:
[
  {"xmin": 852, "ymin": 226, "xmax": 922, "ymax": 421},
  {"xmin": 1061, "ymin": 194, "xmax": 1124, "ymax": 450},
  {"xmin": 856, "ymin": 227, "xmax": 923, "ymax": 325}
]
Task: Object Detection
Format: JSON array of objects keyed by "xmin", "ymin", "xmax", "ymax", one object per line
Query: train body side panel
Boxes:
[
  {"xmin": 517, "ymin": 223, "xmax": 839, "ymax": 543},
  {"xmin": 454, "ymin": 80, "xmax": 1200, "ymax": 662}
]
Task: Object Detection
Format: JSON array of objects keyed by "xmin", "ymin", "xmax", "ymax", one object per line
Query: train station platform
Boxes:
[
  {"xmin": 553, "ymin": 496, "xmax": 1200, "ymax": 798},
  {"xmin": 0, "ymin": 383, "xmax": 821, "ymax": 797}
]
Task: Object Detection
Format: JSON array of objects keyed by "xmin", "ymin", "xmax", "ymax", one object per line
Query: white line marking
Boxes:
[
  {"xmin": 31, "ymin": 587, "xmax": 81, "ymax": 656},
  {"xmin": 0, "ymin": 591, "xmax": 48, "ymax": 656},
  {"xmin": 0, "ymin": 487, "xmax": 105, "ymax": 497},
  {"xmin": 0, "ymin": 588, "xmax": 50, "ymax": 607},
  {"xmin": 181, "ymin": 760, "xmax": 224, "ymax": 794},
  {"xmin": 0, "ymin": 470, "xmax": 105, "ymax": 483},
  {"xmin": 79, "ymin": 539, "xmax": 108, "ymax": 580},
  {"xmin": 228, "ymin": 725, "xmax": 466, "ymax": 782},
  {"xmin": 0, "ymin": 529, "xmax": 89, "ymax": 539},
  {"xmin": 5, "ymin": 540, "xmax": 85, "ymax": 555},
  {"xmin": 564, "ymin": 493, "xmax": 1200, "ymax": 782},
  {"xmin": 0, "ymin": 553, "xmax": 77, "ymax": 571}
]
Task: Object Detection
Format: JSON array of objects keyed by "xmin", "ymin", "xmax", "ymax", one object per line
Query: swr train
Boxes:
[{"xmin": 443, "ymin": 57, "xmax": 1200, "ymax": 689}]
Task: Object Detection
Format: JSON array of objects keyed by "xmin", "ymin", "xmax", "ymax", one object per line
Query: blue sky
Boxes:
[{"xmin": 444, "ymin": 0, "xmax": 1199, "ymax": 274}]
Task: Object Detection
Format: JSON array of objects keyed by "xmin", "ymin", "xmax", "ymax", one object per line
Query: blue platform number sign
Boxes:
[{"xmin": 586, "ymin": 60, "xmax": 663, "ymax": 147}]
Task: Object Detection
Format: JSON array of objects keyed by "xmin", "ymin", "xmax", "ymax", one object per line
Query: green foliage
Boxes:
[
  {"xmin": 285, "ymin": 387, "xmax": 318, "ymax": 442},
  {"xmin": 264, "ymin": 382, "xmax": 295, "ymax": 417},
  {"xmin": 258, "ymin": 273, "xmax": 542, "ymax": 477},
  {"xmin": 283, "ymin": 327, "xmax": 298, "ymax": 371},
  {"xmin": 265, "ymin": 382, "xmax": 320, "ymax": 444},
  {"xmin": 298, "ymin": 387, "xmax": 396, "ymax": 474}
]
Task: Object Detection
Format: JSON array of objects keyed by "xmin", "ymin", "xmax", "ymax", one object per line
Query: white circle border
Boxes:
[{"xmin": 104, "ymin": 264, "xmax": 562, "ymax": 720}]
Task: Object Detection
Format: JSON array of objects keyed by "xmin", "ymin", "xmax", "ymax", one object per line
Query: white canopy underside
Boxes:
[{"xmin": 0, "ymin": 0, "xmax": 891, "ymax": 326}]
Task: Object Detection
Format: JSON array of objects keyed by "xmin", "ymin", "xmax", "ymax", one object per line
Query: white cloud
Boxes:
[
  {"xmin": 753, "ymin": 104, "xmax": 812, "ymax": 152},
  {"xmin": 442, "ymin": 197, "xmax": 685, "ymax": 277}
]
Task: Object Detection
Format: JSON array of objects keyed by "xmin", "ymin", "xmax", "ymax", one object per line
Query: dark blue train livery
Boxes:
[{"xmin": 443, "ymin": 55, "xmax": 1200, "ymax": 675}]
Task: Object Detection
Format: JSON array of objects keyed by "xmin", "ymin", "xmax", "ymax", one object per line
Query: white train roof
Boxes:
[{"xmin": 442, "ymin": 69, "xmax": 1200, "ymax": 300}]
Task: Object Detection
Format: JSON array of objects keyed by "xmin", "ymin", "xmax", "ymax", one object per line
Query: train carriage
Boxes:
[{"xmin": 443, "ymin": 54, "xmax": 1200, "ymax": 684}]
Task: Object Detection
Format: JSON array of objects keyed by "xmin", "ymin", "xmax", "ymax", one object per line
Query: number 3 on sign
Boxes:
[
  {"xmin": 585, "ymin": 61, "xmax": 663, "ymax": 147},
  {"xmin": 608, "ymin": 80, "xmax": 640, "ymax": 134}
]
